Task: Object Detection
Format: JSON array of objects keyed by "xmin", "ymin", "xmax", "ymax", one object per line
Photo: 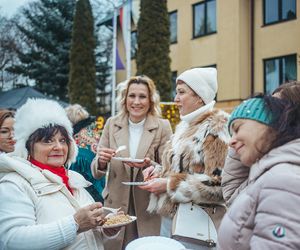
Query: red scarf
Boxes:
[{"xmin": 30, "ymin": 158, "xmax": 73, "ymax": 195}]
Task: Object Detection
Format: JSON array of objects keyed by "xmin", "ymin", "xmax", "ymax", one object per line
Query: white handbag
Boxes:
[{"xmin": 171, "ymin": 202, "xmax": 218, "ymax": 248}]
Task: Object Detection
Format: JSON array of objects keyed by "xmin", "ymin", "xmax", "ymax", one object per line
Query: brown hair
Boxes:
[
  {"xmin": 272, "ymin": 81, "xmax": 300, "ymax": 105},
  {"xmin": 0, "ymin": 109, "xmax": 14, "ymax": 128},
  {"xmin": 259, "ymin": 94, "xmax": 300, "ymax": 154}
]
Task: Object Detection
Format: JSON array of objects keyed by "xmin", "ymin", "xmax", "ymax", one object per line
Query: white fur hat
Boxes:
[
  {"xmin": 176, "ymin": 67, "xmax": 218, "ymax": 104},
  {"xmin": 12, "ymin": 98, "xmax": 78, "ymax": 167}
]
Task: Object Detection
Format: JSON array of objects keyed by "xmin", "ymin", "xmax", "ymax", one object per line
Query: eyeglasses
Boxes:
[{"xmin": 0, "ymin": 128, "xmax": 14, "ymax": 139}]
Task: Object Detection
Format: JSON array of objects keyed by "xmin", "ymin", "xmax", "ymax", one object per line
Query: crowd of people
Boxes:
[{"xmin": 0, "ymin": 68, "xmax": 299, "ymax": 250}]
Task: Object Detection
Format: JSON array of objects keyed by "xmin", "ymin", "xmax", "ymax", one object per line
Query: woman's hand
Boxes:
[
  {"xmin": 142, "ymin": 166, "xmax": 159, "ymax": 181},
  {"xmin": 138, "ymin": 178, "xmax": 167, "ymax": 195},
  {"xmin": 74, "ymin": 202, "xmax": 106, "ymax": 233},
  {"xmin": 97, "ymin": 147, "xmax": 116, "ymax": 168},
  {"xmin": 124, "ymin": 157, "xmax": 151, "ymax": 169}
]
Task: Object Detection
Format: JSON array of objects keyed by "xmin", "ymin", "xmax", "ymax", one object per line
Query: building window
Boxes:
[
  {"xmin": 193, "ymin": 0, "xmax": 216, "ymax": 38},
  {"xmin": 171, "ymin": 71, "xmax": 177, "ymax": 98},
  {"xmin": 169, "ymin": 11, "xmax": 177, "ymax": 44},
  {"xmin": 264, "ymin": 54, "xmax": 297, "ymax": 94},
  {"xmin": 264, "ymin": 0, "xmax": 296, "ymax": 25},
  {"xmin": 131, "ymin": 31, "xmax": 137, "ymax": 59}
]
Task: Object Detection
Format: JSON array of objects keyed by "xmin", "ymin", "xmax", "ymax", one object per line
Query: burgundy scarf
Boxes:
[{"xmin": 30, "ymin": 158, "xmax": 73, "ymax": 194}]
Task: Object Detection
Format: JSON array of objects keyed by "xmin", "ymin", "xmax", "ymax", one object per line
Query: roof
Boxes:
[{"xmin": 0, "ymin": 87, "xmax": 68, "ymax": 109}]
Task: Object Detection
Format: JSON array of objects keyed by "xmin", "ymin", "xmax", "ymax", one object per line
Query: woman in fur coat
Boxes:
[{"xmin": 140, "ymin": 68, "xmax": 230, "ymax": 249}]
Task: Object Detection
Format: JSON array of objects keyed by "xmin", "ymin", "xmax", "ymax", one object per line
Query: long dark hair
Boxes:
[
  {"xmin": 272, "ymin": 81, "xmax": 300, "ymax": 106},
  {"xmin": 262, "ymin": 94, "xmax": 300, "ymax": 151}
]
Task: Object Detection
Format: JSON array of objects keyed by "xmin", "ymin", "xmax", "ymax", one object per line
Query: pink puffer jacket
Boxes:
[{"xmin": 218, "ymin": 139, "xmax": 300, "ymax": 250}]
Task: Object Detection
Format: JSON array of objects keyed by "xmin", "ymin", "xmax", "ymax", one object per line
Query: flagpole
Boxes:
[
  {"xmin": 109, "ymin": 0, "xmax": 128, "ymax": 116},
  {"xmin": 125, "ymin": 0, "xmax": 131, "ymax": 79},
  {"xmin": 111, "ymin": 4, "xmax": 117, "ymax": 116}
]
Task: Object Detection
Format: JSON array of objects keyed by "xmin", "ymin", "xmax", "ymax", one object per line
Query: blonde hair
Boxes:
[
  {"xmin": 65, "ymin": 104, "xmax": 89, "ymax": 125},
  {"xmin": 117, "ymin": 75, "xmax": 161, "ymax": 117}
]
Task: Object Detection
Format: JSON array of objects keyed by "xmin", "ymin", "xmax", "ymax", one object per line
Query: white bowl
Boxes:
[{"xmin": 125, "ymin": 236, "xmax": 186, "ymax": 250}]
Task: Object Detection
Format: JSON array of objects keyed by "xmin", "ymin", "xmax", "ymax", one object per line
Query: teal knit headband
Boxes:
[{"xmin": 228, "ymin": 97, "xmax": 274, "ymax": 134}]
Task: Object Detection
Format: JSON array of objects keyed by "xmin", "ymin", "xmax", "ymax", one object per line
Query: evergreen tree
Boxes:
[
  {"xmin": 136, "ymin": 0, "xmax": 171, "ymax": 101},
  {"xmin": 68, "ymin": 0, "xmax": 97, "ymax": 115},
  {"xmin": 7, "ymin": 0, "xmax": 75, "ymax": 101},
  {"xmin": 95, "ymin": 32, "xmax": 112, "ymax": 114}
]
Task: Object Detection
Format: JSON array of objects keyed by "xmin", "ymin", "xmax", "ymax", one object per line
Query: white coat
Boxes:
[{"xmin": 0, "ymin": 153, "xmax": 110, "ymax": 250}]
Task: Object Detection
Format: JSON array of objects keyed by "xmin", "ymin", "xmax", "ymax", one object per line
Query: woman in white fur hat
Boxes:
[
  {"xmin": 139, "ymin": 67, "xmax": 230, "ymax": 249},
  {"xmin": 0, "ymin": 99, "xmax": 120, "ymax": 250}
]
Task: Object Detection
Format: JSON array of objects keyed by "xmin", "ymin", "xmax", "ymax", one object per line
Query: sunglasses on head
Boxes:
[{"xmin": 129, "ymin": 76, "xmax": 148, "ymax": 85}]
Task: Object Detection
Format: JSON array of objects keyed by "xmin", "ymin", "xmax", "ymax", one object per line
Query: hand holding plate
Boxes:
[{"xmin": 123, "ymin": 157, "xmax": 151, "ymax": 168}]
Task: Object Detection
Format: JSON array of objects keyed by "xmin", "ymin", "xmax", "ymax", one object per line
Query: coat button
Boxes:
[
  {"xmin": 108, "ymin": 199, "xmax": 112, "ymax": 204},
  {"xmin": 38, "ymin": 191, "xmax": 42, "ymax": 194}
]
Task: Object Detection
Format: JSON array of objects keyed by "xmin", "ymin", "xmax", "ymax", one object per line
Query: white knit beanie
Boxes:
[
  {"xmin": 176, "ymin": 67, "xmax": 218, "ymax": 104},
  {"xmin": 12, "ymin": 98, "xmax": 78, "ymax": 167}
]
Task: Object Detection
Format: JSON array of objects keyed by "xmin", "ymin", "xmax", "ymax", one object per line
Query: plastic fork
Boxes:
[
  {"xmin": 102, "ymin": 206, "xmax": 121, "ymax": 215},
  {"xmin": 115, "ymin": 145, "xmax": 126, "ymax": 154}
]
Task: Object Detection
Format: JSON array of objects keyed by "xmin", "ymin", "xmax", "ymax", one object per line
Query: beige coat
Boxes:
[{"xmin": 91, "ymin": 114, "xmax": 172, "ymax": 249}]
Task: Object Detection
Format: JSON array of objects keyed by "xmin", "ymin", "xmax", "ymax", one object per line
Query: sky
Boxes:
[{"xmin": 0, "ymin": 0, "xmax": 31, "ymax": 17}]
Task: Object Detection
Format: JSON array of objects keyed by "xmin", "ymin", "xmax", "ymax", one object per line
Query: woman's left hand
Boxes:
[
  {"xmin": 124, "ymin": 157, "xmax": 151, "ymax": 169},
  {"xmin": 138, "ymin": 178, "xmax": 167, "ymax": 195}
]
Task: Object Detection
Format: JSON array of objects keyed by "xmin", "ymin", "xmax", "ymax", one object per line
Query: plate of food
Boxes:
[
  {"xmin": 102, "ymin": 214, "xmax": 137, "ymax": 229},
  {"xmin": 122, "ymin": 181, "xmax": 149, "ymax": 186},
  {"xmin": 112, "ymin": 157, "xmax": 144, "ymax": 163}
]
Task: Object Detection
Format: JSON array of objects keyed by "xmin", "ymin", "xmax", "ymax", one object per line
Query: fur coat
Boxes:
[{"xmin": 147, "ymin": 109, "xmax": 230, "ymax": 217}]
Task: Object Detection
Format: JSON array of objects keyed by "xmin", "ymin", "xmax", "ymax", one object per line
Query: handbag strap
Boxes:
[{"xmin": 204, "ymin": 205, "xmax": 217, "ymax": 248}]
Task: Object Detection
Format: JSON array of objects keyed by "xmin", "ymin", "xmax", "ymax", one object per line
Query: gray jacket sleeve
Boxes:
[{"xmin": 221, "ymin": 148, "xmax": 250, "ymax": 206}]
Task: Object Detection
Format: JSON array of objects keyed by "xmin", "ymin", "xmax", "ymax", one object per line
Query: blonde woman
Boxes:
[{"xmin": 91, "ymin": 75, "xmax": 172, "ymax": 249}]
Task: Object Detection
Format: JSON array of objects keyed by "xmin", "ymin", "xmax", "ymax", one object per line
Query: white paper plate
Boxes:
[
  {"xmin": 126, "ymin": 236, "xmax": 186, "ymax": 250},
  {"xmin": 122, "ymin": 181, "xmax": 148, "ymax": 186},
  {"xmin": 102, "ymin": 216, "xmax": 136, "ymax": 229},
  {"xmin": 112, "ymin": 157, "xmax": 144, "ymax": 163}
]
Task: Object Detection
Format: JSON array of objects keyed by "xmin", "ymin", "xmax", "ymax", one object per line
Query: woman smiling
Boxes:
[
  {"xmin": 218, "ymin": 95, "xmax": 300, "ymax": 249},
  {"xmin": 0, "ymin": 99, "xmax": 119, "ymax": 250},
  {"xmin": 91, "ymin": 75, "xmax": 172, "ymax": 249}
]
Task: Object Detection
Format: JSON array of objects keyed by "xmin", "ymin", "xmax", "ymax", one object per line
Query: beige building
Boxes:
[{"xmin": 116, "ymin": 0, "xmax": 299, "ymax": 111}]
